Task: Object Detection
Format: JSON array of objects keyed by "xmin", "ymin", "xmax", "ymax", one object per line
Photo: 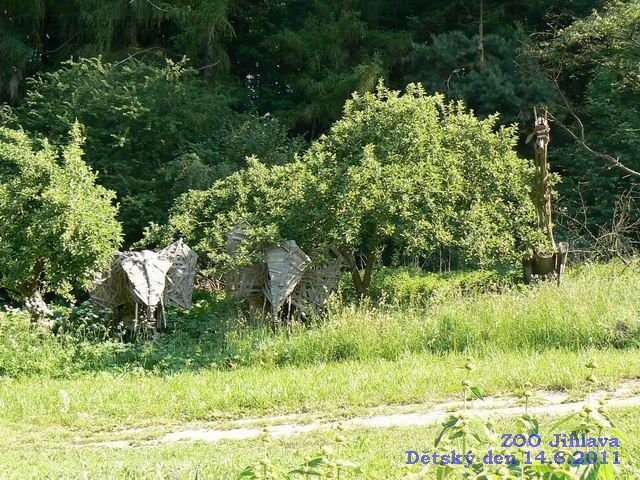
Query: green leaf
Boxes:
[
  {"xmin": 336, "ymin": 460, "xmax": 366, "ymax": 473},
  {"xmin": 237, "ymin": 466, "xmax": 258, "ymax": 478},
  {"xmin": 470, "ymin": 386, "xmax": 484, "ymax": 400},
  {"xmin": 435, "ymin": 416, "xmax": 459, "ymax": 447},
  {"xmin": 436, "ymin": 465, "xmax": 454, "ymax": 480},
  {"xmin": 549, "ymin": 412, "xmax": 578, "ymax": 432}
]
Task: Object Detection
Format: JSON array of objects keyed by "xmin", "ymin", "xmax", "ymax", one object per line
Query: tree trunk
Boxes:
[
  {"xmin": 25, "ymin": 289, "xmax": 53, "ymax": 326},
  {"xmin": 339, "ymin": 247, "xmax": 378, "ymax": 298},
  {"xmin": 204, "ymin": 24, "xmax": 217, "ymax": 79},
  {"xmin": 533, "ymin": 113, "xmax": 555, "ymax": 248},
  {"xmin": 22, "ymin": 261, "xmax": 52, "ymax": 326},
  {"xmin": 478, "ymin": 0, "xmax": 485, "ymax": 67}
]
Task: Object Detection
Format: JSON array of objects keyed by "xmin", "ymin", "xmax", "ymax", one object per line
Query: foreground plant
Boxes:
[
  {"xmin": 237, "ymin": 428, "xmax": 288, "ymax": 479},
  {"xmin": 421, "ymin": 357, "xmax": 629, "ymax": 479},
  {"xmin": 238, "ymin": 424, "xmax": 367, "ymax": 479},
  {"xmin": 238, "ymin": 356, "xmax": 632, "ymax": 479}
]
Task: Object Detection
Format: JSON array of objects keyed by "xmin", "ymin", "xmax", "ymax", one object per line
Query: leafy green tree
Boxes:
[
  {"xmin": 0, "ymin": 0, "xmax": 237, "ymax": 102},
  {"xmin": 1, "ymin": 0, "xmax": 601, "ymax": 136},
  {"xmin": 0, "ymin": 124, "xmax": 122, "ymax": 316},
  {"xmin": 149, "ymin": 83, "xmax": 542, "ymax": 296},
  {"xmin": 551, "ymin": 72, "xmax": 640, "ymax": 228},
  {"xmin": 3, "ymin": 57, "xmax": 301, "ymax": 241},
  {"xmin": 536, "ymin": 0, "xmax": 640, "ymax": 97},
  {"xmin": 231, "ymin": 0, "xmax": 411, "ymax": 136}
]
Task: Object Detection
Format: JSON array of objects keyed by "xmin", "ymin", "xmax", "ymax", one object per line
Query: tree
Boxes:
[
  {"xmin": 0, "ymin": 124, "xmax": 122, "ymax": 320},
  {"xmin": 0, "ymin": 0, "xmax": 238, "ymax": 103},
  {"xmin": 148, "ymin": 82, "xmax": 543, "ymax": 296},
  {"xmin": 3, "ymin": 57, "xmax": 302, "ymax": 241},
  {"xmin": 231, "ymin": 0, "xmax": 411, "ymax": 136},
  {"xmin": 404, "ymin": 30, "xmax": 551, "ymax": 126},
  {"xmin": 535, "ymin": 0, "xmax": 640, "ymax": 177}
]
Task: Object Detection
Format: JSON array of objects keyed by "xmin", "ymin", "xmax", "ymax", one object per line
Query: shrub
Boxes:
[
  {"xmin": 148, "ymin": 82, "xmax": 544, "ymax": 297},
  {"xmin": 337, "ymin": 267, "xmax": 518, "ymax": 306},
  {"xmin": 52, "ymin": 301, "xmax": 120, "ymax": 342},
  {"xmin": 8, "ymin": 57, "xmax": 303, "ymax": 240},
  {"xmin": 0, "ymin": 124, "xmax": 122, "ymax": 313}
]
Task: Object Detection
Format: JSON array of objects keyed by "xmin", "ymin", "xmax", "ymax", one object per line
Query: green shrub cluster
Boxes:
[{"xmin": 149, "ymin": 83, "xmax": 544, "ymax": 297}]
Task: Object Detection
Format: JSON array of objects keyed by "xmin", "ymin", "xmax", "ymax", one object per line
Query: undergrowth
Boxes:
[{"xmin": 0, "ymin": 261, "xmax": 638, "ymax": 378}]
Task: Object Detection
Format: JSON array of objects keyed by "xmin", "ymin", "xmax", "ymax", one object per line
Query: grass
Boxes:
[
  {"xmin": 0, "ymin": 261, "xmax": 638, "ymax": 432},
  {"xmin": 1, "ymin": 406, "xmax": 639, "ymax": 479},
  {"xmin": 1, "ymin": 348, "xmax": 639, "ymax": 433},
  {"xmin": 1, "ymin": 262, "xmax": 639, "ymax": 377},
  {"xmin": 1, "ymin": 261, "xmax": 640, "ymax": 478}
]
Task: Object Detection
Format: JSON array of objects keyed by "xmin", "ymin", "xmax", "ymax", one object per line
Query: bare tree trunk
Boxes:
[
  {"xmin": 338, "ymin": 247, "xmax": 378, "ymax": 298},
  {"xmin": 204, "ymin": 24, "xmax": 217, "ymax": 79},
  {"xmin": 530, "ymin": 111, "xmax": 555, "ymax": 248},
  {"xmin": 478, "ymin": 0, "xmax": 485, "ymax": 67}
]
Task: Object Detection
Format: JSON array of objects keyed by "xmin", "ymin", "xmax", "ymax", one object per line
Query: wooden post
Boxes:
[
  {"xmin": 524, "ymin": 108, "xmax": 569, "ymax": 285},
  {"xmin": 532, "ymin": 108, "xmax": 555, "ymax": 249}
]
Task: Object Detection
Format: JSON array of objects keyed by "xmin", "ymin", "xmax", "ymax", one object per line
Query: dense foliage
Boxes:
[
  {"xmin": 534, "ymin": 1, "xmax": 640, "ymax": 228},
  {"xmin": 148, "ymin": 83, "xmax": 543, "ymax": 294},
  {"xmin": 1, "ymin": 1, "xmax": 598, "ymax": 131},
  {"xmin": 1, "ymin": 0, "xmax": 638, "ymax": 278},
  {"xmin": 1, "ymin": 57, "xmax": 301, "ymax": 240},
  {"xmin": 0, "ymin": 124, "xmax": 122, "ymax": 302}
]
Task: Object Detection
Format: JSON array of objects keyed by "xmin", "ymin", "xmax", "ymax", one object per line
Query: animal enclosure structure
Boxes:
[
  {"xmin": 225, "ymin": 224, "xmax": 342, "ymax": 322},
  {"xmin": 90, "ymin": 239, "xmax": 197, "ymax": 332}
]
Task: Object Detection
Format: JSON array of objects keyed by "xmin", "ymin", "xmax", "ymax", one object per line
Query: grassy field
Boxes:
[
  {"xmin": 1, "ymin": 262, "xmax": 639, "ymax": 478},
  {"xmin": 2, "ymin": 262, "xmax": 638, "ymax": 378},
  {"xmin": 2, "ymin": 406, "xmax": 639, "ymax": 479},
  {"xmin": 1, "ymin": 348, "xmax": 640, "ymax": 432}
]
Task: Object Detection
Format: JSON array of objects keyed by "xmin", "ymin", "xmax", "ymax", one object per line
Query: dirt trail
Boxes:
[{"xmin": 81, "ymin": 379, "xmax": 640, "ymax": 448}]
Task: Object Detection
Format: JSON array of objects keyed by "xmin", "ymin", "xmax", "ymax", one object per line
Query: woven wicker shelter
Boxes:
[
  {"xmin": 225, "ymin": 224, "xmax": 343, "ymax": 320},
  {"xmin": 291, "ymin": 255, "xmax": 343, "ymax": 316},
  {"xmin": 264, "ymin": 240, "xmax": 311, "ymax": 320},
  {"xmin": 225, "ymin": 222, "xmax": 265, "ymax": 299},
  {"xmin": 90, "ymin": 240, "xmax": 197, "ymax": 332},
  {"xmin": 159, "ymin": 239, "xmax": 198, "ymax": 310}
]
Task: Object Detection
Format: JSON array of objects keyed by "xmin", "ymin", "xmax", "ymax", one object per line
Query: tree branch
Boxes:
[
  {"xmin": 129, "ymin": 0, "xmax": 168, "ymax": 12},
  {"xmin": 548, "ymin": 76, "xmax": 640, "ymax": 178},
  {"xmin": 113, "ymin": 47, "xmax": 163, "ymax": 67}
]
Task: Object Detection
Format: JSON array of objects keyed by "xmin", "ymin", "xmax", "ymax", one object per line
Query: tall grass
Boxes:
[
  {"xmin": 224, "ymin": 262, "xmax": 640, "ymax": 366},
  {"xmin": 0, "ymin": 262, "xmax": 638, "ymax": 377}
]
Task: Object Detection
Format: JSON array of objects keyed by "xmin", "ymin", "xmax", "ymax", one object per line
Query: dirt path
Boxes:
[{"xmin": 81, "ymin": 379, "xmax": 640, "ymax": 448}]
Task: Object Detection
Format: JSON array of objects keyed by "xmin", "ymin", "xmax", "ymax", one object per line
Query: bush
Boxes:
[
  {"xmin": 52, "ymin": 301, "xmax": 120, "ymax": 342},
  {"xmin": 0, "ymin": 124, "xmax": 122, "ymax": 307},
  {"xmin": 149, "ymin": 82, "xmax": 544, "ymax": 297},
  {"xmin": 8, "ymin": 57, "xmax": 303, "ymax": 240},
  {"xmin": 0, "ymin": 309, "xmax": 76, "ymax": 377}
]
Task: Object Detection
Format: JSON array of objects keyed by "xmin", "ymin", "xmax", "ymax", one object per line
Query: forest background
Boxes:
[{"xmin": 2, "ymin": 0, "xmax": 637, "ymax": 247}]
